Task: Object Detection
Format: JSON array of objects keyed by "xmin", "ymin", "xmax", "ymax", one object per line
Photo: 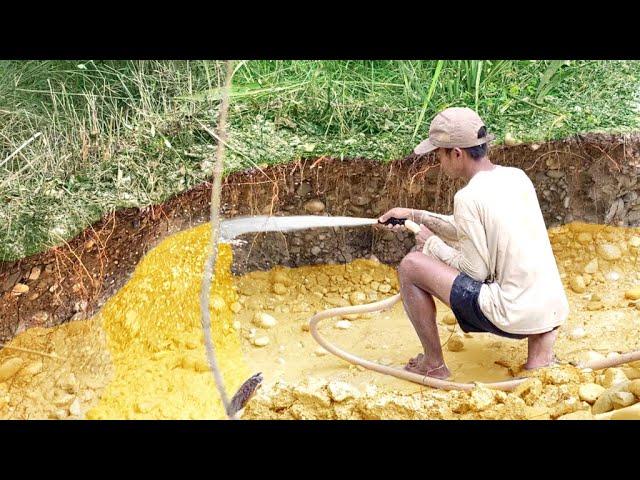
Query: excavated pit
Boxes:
[{"xmin": 1, "ymin": 133, "xmax": 640, "ymax": 420}]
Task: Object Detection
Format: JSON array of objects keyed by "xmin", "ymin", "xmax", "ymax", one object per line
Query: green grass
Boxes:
[{"xmin": 1, "ymin": 60, "xmax": 639, "ymax": 261}]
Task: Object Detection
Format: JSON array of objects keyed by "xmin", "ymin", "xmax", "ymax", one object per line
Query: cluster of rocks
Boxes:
[
  {"xmin": 233, "ymin": 259, "xmax": 400, "ymax": 351},
  {"xmin": 240, "ymin": 361, "xmax": 640, "ymax": 420},
  {"xmin": 534, "ymin": 152, "xmax": 640, "ymax": 229},
  {"xmin": 549, "ymin": 223, "xmax": 640, "ymax": 312}
]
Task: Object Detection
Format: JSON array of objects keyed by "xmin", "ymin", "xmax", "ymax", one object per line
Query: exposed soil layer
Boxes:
[{"xmin": 2, "ymin": 133, "xmax": 640, "ymax": 342}]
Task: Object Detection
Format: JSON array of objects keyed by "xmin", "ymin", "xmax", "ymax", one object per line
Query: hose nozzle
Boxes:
[{"xmin": 378, "ymin": 217, "xmax": 421, "ymax": 234}]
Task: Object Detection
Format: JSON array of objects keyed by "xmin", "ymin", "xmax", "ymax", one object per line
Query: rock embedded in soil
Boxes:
[
  {"xmin": 21, "ymin": 361, "xmax": 43, "ymax": 377},
  {"xmin": 577, "ymin": 232, "xmax": 593, "ymax": 244},
  {"xmin": 579, "ymin": 383, "xmax": 605, "ymax": 404},
  {"xmin": 28, "ymin": 266, "xmax": 42, "ymax": 281},
  {"xmin": 57, "ymin": 373, "xmax": 79, "ymax": 394},
  {"xmin": 591, "ymin": 393, "xmax": 614, "ymax": 414},
  {"xmin": 601, "ymin": 368, "xmax": 629, "ymax": 389},
  {"xmin": 442, "ymin": 313, "xmax": 457, "ymax": 325},
  {"xmin": 51, "ymin": 409, "xmax": 69, "ymax": 420},
  {"xmin": 542, "ymin": 366, "xmax": 579, "ymax": 385},
  {"xmin": 253, "ymin": 312, "xmax": 277, "ymax": 329},
  {"xmin": 596, "ymin": 243, "xmax": 622, "ymax": 261},
  {"xmin": 610, "ymin": 391, "xmax": 636, "ymax": 408},
  {"xmin": 304, "ymin": 200, "xmax": 325, "ymax": 214},
  {"xmin": 327, "ymin": 381, "xmax": 360, "ymax": 402},
  {"xmin": 468, "ymin": 385, "xmax": 495, "ymax": 412},
  {"xmin": 53, "ymin": 392, "xmax": 75, "ymax": 407},
  {"xmin": 352, "ymin": 195, "xmax": 370, "ymax": 206},
  {"xmin": 11, "ymin": 283, "xmax": 29, "ymax": 295},
  {"xmin": 296, "ymin": 182, "xmax": 311, "ymax": 196},
  {"xmin": 628, "ymin": 380, "xmax": 640, "ymax": 397},
  {"xmin": 624, "ymin": 287, "xmax": 640, "ymax": 300},
  {"xmin": 605, "ymin": 271, "xmax": 621, "ymax": 282},
  {"xmin": 621, "ymin": 367, "xmax": 640, "ymax": 380},
  {"xmin": 586, "ymin": 301, "xmax": 604, "ymax": 311},
  {"xmin": 69, "ymin": 398, "xmax": 82, "ymax": 416},
  {"xmin": 251, "ymin": 336, "xmax": 270, "ymax": 347},
  {"xmin": 31, "ymin": 311, "xmax": 50, "ymax": 324},
  {"xmin": 349, "ymin": 292, "xmax": 367, "ymax": 305},
  {"xmin": 591, "ymin": 380, "xmax": 632, "ymax": 414},
  {"xmin": 73, "ymin": 301, "xmax": 88, "ymax": 312},
  {"xmin": 569, "ymin": 327, "xmax": 586, "ymax": 340},
  {"xmin": 0, "ymin": 358, "xmax": 24, "ymax": 381},
  {"xmin": 570, "ymin": 275, "xmax": 586, "ymax": 293},
  {"xmin": 447, "ymin": 334, "xmax": 464, "ymax": 352},
  {"xmin": 583, "ymin": 258, "xmax": 599, "ymax": 274},
  {"xmin": 335, "ymin": 320, "xmax": 351, "ymax": 330}
]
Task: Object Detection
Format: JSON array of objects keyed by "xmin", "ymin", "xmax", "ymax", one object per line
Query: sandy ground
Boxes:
[{"xmin": 0, "ymin": 222, "xmax": 639, "ymax": 419}]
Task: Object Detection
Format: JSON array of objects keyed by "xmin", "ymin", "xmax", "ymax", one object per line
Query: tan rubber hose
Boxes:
[
  {"xmin": 574, "ymin": 350, "xmax": 640, "ymax": 370},
  {"xmin": 308, "ymin": 218, "xmax": 640, "ymax": 391},
  {"xmin": 309, "ymin": 293, "xmax": 528, "ymax": 391}
]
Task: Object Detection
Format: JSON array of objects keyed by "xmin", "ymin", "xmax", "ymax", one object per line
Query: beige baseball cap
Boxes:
[{"xmin": 414, "ymin": 107, "xmax": 495, "ymax": 155}]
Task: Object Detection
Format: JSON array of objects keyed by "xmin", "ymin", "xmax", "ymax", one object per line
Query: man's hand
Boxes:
[
  {"xmin": 415, "ymin": 224, "xmax": 435, "ymax": 251},
  {"xmin": 378, "ymin": 208, "xmax": 414, "ymax": 229}
]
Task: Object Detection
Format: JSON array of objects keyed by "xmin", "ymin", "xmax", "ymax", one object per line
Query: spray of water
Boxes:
[{"xmin": 220, "ymin": 215, "xmax": 378, "ymax": 241}]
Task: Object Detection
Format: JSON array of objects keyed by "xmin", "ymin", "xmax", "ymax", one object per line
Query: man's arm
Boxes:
[
  {"xmin": 421, "ymin": 211, "xmax": 491, "ymax": 283},
  {"xmin": 378, "ymin": 207, "xmax": 457, "ymax": 243},
  {"xmin": 415, "ymin": 210, "xmax": 458, "ymax": 243}
]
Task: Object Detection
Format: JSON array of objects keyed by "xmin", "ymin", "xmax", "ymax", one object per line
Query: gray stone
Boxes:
[
  {"xmin": 1, "ymin": 271, "xmax": 21, "ymax": 293},
  {"xmin": 628, "ymin": 211, "xmax": 640, "ymax": 224},
  {"xmin": 304, "ymin": 200, "xmax": 325, "ymax": 214},
  {"xmin": 296, "ymin": 183, "xmax": 312, "ymax": 196},
  {"xmin": 352, "ymin": 195, "xmax": 371, "ymax": 206},
  {"xmin": 623, "ymin": 191, "xmax": 638, "ymax": 203},
  {"xmin": 547, "ymin": 170, "xmax": 565, "ymax": 179}
]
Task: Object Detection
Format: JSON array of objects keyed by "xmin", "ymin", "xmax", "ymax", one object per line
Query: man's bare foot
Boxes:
[
  {"xmin": 524, "ymin": 328, "xmax": 559, "ymax": 370},
  {"xmin": 523, "ymin": 356, "xmax": 561, "ymax": 371},
  {"xmin": 404, "ymin": 353, "xmax": 451, "ymax": 379}
]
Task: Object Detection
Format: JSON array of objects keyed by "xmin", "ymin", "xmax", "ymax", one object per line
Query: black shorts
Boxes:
[{"xmin": 449, "ymin": 273, "xmax": 528, "ymax": 340}]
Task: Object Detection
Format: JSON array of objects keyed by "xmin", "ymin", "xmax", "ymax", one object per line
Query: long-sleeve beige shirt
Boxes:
[{"xmin": 421, "ymin": 165, "xmax": 569, "ymax": 335}]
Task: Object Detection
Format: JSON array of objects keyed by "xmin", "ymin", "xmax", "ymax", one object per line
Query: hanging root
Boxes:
[{"xmin": 0, "ymin": 343, "xmax": 65, "ymax": 361}]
